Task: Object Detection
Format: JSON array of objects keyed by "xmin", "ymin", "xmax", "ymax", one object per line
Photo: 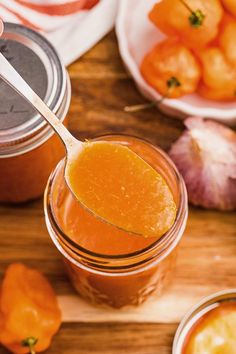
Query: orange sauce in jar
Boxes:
[
  {"xmin": 45, "ymin": 135, "xmax": 188, "ymax": 307},
  {"xmin": 0, "ymin": 132, "xmax": 65, "ymax": 203},
  {"xmin": 183, "ymin": 302, "xmax": 236, "ymax": 353}
]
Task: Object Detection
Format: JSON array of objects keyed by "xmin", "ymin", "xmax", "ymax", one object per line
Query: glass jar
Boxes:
[
  {"xmin": 44, "ymin": 135, "xmax": 188, "ymax": 308},
  {"xmin": 173, "ymin": 289, "xmax": 236, "ymax": 354},
  {"xmin": 0, "ymin": 23, "xmax": 71, "ymax": 203}
]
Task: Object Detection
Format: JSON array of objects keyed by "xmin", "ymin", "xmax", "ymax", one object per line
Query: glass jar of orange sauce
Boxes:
[
  {"xmin": 173, "ymin": 289, "xmax": 236, "ymax": 354},
  {"xmin": 0, "ymin": 23, "xmax": 70, "ymax": 203},
  {"xmin": 44, "ymin": 135, "xmax": 188, "ymax": 308}
]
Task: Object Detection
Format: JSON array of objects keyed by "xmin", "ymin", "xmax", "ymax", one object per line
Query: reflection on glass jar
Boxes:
[
  {"xmin": 0, "ymin": 23, "xmax": 71, "ymax": 203},
  {"xmin": 44, "ymin": 135, "xmax": 188, "ymax": 308}
]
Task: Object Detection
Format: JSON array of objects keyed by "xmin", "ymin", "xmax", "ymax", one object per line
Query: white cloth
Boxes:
[{"xmin": 0, "ymin": 0, "xmax": 118, "ymax": 65}]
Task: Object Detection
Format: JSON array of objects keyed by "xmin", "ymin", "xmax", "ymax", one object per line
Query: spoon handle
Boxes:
[{"xmin": 0, "ymin": 52, "xmax": 77, "ymax": 150}]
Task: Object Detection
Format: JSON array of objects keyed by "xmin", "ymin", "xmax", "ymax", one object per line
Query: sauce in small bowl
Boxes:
[{"xmin": 173, "ymin": 289, "xmax": 236, "ymax": 354}]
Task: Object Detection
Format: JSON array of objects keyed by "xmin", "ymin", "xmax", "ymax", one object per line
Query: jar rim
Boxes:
[
  {"xmin": 0, "ymin": 22, "xmax": 67, "ymax": 150},
  {"xmin": 172, "ymin": 289, "xmax": 236, "ymax": 354},
  {"xmin": 0, "ymin": 73, "xmax": 71, "ymax": 157},
  {"xmin": 44, "ymin": 134, "xmax": 188, "ymax": 271}
]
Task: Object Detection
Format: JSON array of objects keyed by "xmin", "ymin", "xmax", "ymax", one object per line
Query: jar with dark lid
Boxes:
[{"xmin": 0, "ymin": 23, "xmax": 71, "ymax": 203}]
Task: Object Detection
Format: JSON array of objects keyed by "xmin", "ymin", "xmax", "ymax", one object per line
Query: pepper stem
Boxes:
[
  {"xmin": 124, "ymin": 76, "xmax": 181, "ymax": 113},
  {"xmin": 179, "ymin": 0, "xmax": 205, "ymax": 27},
  {"xmin": 22, "ymin": 337, "xmax": 38, "ymax": 354},
  {"xmin": 166, "ymin": 76, "xmax": 181, "ymax": 90},
  {"xmin": 124, "ymin": 102, "xmax": 156, "ymax": 112}
]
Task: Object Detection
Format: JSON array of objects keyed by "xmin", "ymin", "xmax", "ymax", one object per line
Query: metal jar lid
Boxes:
[
  {"xmin": 173, "ymin": 289, "xmax": 236, "ymax": 354},
  {"xmin": 0, "ymin": 22, "xmax": 70, "ymax": 156}
]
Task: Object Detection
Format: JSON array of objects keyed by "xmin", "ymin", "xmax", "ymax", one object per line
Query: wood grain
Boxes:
[
  {"xmin": 42, "ymin": 323, "xmax": 176, "ymax": 354},
  {"xmin": 0, "ymin": 31, "xmax": 235, "ymax": 354}
]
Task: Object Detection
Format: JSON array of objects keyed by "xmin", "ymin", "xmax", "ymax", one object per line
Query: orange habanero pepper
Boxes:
[
  {"xmin": 198, "ymin": 84, "xmax": 236, "ymax": 101},
  {"xmin": 0, "ymin": 263, "xmax": 61, "ymax": 354},
  {"xmin": 219, "ymin": 14, "xmax": 236, "ymax": 67},
  {"xmin": 141, "ymin": 38, "xmax": 201, "ymax": 98},
  {"xmin": 221, "ymin": 0, "xmax": 236, "ymax": 17},
  {"xmin": 149, "ymin": 0, "xmax": 223, "ymax": 49},
  {"xmin": 198, "ymin": 47, "xmax": 236, "ymax": 101}
]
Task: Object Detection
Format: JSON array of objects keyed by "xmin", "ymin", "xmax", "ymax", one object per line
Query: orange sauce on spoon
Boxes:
[{"xmin": 68, "ymin": 141, "xmax": 177, "ymax": 238}]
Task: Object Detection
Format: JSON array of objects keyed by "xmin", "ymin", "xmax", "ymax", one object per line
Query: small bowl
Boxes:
[
  {"xmin": 172, "ymin": 289, "xmax": 236, "ymax": 353},
  {"xmin": 116, "ymin": 0, "xmax": 236, "ymax": 126}
]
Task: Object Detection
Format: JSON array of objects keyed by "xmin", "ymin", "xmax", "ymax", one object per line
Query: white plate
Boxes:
[{"xmin": 116, "ymin": 0, "xmax": 236, "ymax": 126}]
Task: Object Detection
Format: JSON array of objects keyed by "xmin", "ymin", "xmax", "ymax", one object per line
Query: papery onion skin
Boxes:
[{"xmin": 169, "ymin": 117, "xmax": 236, "ymax": 211}]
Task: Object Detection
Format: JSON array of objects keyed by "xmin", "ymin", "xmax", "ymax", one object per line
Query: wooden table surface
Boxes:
[{"xmin": 0, "ymin": 31, "xmax": 236, "ymax": 354}]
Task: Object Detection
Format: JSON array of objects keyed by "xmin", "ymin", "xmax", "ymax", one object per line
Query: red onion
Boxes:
[{"xmin": 169, "ymin": 117, "xmax": 236, "ymax": 210}]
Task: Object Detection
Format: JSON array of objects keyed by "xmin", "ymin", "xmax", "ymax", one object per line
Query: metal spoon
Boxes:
[
  {"xmin": 0, "ymin": 40, "xmax": 171, "ymax": 237},
  {"xmin": 0, "ymin": 51, "xmax": 149, "ymax": 236}
]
